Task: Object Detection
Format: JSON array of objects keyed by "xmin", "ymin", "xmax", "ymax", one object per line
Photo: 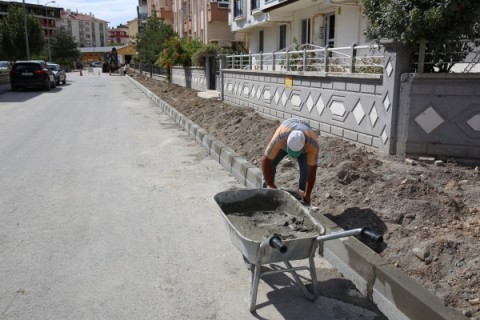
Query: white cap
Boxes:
[{"xmin": 287, "ymin": 130, "xmax": 305, "ymax": 151}]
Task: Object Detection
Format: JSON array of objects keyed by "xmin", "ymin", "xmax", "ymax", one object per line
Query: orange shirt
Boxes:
[{"xmin": 265, "ymin": 119, "xmax": 319, "ymax": 166}]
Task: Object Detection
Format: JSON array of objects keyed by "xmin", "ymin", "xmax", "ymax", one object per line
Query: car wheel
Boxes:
[
  {"xmin": 62, "ymin": 77, "xmax": 66, "ymax": 85},
  {"xmin": 51, "ymin": 79, "xmax": 56, "ymax": 88},
  {"xmin": 56, "ymin": 78, "xmax": 60, "ymax": 85}
]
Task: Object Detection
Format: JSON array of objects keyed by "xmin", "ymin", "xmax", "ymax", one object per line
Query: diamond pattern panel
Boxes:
[
  {"xmin": 353, "ymin": 100, "xmax": 366, "ymax": 125},
  {"xmin": 467, "ymin": 114, "xmax": 480, "ymax": 131},
  {"xmin": 415, "ymin": 106, "xmax": 444, "ymax": 134},
  {"xmin": 369, "ymin": 104, "xmax": 379, "ymax": 127}
]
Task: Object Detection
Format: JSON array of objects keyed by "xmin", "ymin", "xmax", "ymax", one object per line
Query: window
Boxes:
[
  {"xmin": 325, "ymin": 13, "xmax": 335, "ymax": 47},
  {"xmin": 251, "ymin": 0, "xmax": 260, "ymax": 10},
  {"xmin": 259, "ymin": 30, "xmax": 264, "ymax": 52},
  {"xmin": 234, "ymin": 0, "xmax": 243, "ymax": 17},
  {"xmin": 279, "ymin": 24, "xmax": 286, "ymax": 50},
  {"xmin": 301, "ymin": 18, "xmax": 311, "ymax": 45},
  {"xmin": 217, "ymin": 0, "xmax": 229, "ymax": 8}
]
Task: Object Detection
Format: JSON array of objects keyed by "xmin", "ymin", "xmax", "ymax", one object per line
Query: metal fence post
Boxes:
[
  {"xmin": 303, "ymin": 48, "xmax": 307, "ymax": 71},
  {"xmin": 286, "ymin": 50, "xmax": 290, "ymax": 71},
  {"xmin": 350, "ymin": 42, "xmax": 357, "ymax": 73},
  {"xmin": 272, "ymin": 51, "xmax": 276, "ymax": 71},
  {"xmin": 260, "ymin": 52, "xmax": 263, "ymax": 70},
  {"xmin": 323, "ymin": 46, "xmax": 329, "ymax": 72},
  {"xmin": 249, "ymin": 53, "xmax": 252, "ymax": 70}
]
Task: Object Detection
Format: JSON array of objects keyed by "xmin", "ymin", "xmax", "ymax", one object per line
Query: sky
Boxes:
[{"xmin": 13, "ymin": 0, "xmax": 137, "ymax": 27}]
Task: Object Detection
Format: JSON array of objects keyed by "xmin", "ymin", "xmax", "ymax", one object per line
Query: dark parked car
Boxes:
[
  {"xmin": 10, "ymin": 60, "xmax": 56, "ymax": 91},
  {"xmin": 47, "ymin": 63, "xmax": 67, "ymax": 85}
]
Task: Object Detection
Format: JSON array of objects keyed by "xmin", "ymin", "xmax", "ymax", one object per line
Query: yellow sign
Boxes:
[{"xmin": 285, "ymin": 76, "xmax": 293, "ymax": 88}]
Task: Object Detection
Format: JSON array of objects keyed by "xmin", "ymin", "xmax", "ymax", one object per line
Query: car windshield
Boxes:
[
  {"xmin": 47, "ymin": 65, "xmax": 58, "ymax": 71},
  {"xmin": 0, "ymin": 62, "xmax": 9, "ymax": 68}
]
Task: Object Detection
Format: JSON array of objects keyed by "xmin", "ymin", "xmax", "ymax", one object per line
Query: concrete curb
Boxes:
[{"xmin": 127, "ymin": 75, "xmax": 467, "ymax": 320}]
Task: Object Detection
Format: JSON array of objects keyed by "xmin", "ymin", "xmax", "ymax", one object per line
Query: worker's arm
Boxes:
[
  {"xmin": 302, "ymin": 164, "xmax": 317, "ymax": 204},
  {"xmin": 261, "ymin": 155, "xmax": 277, "ymax": 189}
]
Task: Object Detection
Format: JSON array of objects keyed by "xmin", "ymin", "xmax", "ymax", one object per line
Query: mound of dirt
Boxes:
[{"xmin": 130, "ymin": 72, "xmax": 480, "ymax": 318}]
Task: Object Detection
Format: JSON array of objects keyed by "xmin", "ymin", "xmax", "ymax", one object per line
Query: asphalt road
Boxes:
[{"xmin": 0, "ymin": 71, "xmax": 386, "ymax": 319}]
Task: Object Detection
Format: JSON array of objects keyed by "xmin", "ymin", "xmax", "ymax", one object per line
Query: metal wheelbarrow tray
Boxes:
[{"xmin": 213, "ymin": 188, "xmax": 383, "ymax": 312}]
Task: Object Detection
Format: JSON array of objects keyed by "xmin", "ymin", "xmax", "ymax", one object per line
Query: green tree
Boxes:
[
  {"xmin": 135, "ymin": 14, "xmax": 175, "ymax": 77},
  {"xmin": 0, "ymin": 4, "xmax": 44, "ymax": 61},
  {"xmin": 360, "ymin": 0, "xmax": 480, "ymax": 72},
  {"xmin": 50, "ymin": 26, "xmax": 81, "ymax": 68}
]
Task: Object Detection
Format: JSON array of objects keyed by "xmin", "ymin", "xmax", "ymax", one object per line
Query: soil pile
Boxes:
[{"xmin": 130, "ymin": 72, "xmax": 480, "ymax": 318}]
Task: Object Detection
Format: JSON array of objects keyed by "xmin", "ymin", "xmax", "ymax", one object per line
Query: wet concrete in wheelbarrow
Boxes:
[{"xmin": 227, "ymin": 210, "xmax": 318, "ymax": 241}]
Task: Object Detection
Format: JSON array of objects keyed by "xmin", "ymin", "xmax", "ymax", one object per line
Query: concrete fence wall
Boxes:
[
  {"xmin": 171, "ymin": 66, "xmax": 207, "ymax": 92},
  {"xmin": 170, "ymin": 43, "xmax": 480, "ymax": 160},
  {"xmin": 397, "ymin": 73, "xmax": 480, "ymax": 159}
]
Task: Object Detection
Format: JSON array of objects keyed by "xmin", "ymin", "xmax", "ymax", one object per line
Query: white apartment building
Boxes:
[
  {"xmin": 229, "ymin": 0, "xmax": 369, "ymax": 53},
  {"xmin": 59, "ymin": 9, "xmax": 109, "ymax": 48}
]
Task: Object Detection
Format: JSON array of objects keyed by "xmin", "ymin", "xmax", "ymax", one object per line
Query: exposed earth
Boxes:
[{"xmin": 129, "ymin": 71, "xmax": 480, "ymax": 319}]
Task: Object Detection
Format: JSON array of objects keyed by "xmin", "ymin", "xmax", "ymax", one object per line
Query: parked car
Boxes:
[
  {"xmin": 0, "ymin": 61, "xmax": 11, "ymax": 72},
  {"xmin": 47, "ymin": 63, "xmax": 67, "ymax": 85},
  {"xmin": 10, "ymin": 60, "xmax": 56, "ymax": 91}
]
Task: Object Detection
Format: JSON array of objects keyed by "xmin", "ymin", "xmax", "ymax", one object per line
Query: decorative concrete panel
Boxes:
[
  {"xmin": 467, "ymin": 114, "xmax": 480, "ymax": 132},
  {"xmin": 383, "ymin": 94, "xmax": 391, "ymax": 111},
  {"xmin": 243, "ymin": 83, "xmax": 250, "ymax": 97},
  {"xmin": 386, "ymin": 61, "xmax": 393, "ymax": 77},
  {"xmin": 370, "ymin": 104, "xmax": 379, "ymax": 127},
  {"xmin": 291, "ymin": 92, "xmax": 302, "ymax": 111},
  {"xmin": 263, "ymin": 87, "xmax": 272, "ymax": 102},
  {"xmin": 281, "ymin": 91, "xmax": 288, "ymax": 107},
  {"xmin": 306, "ymin": 94, "xmax": 314, "ymax": 113},
  {"xmin": 415, "ymin": 106, "xmax": 444, "ymax": 134},
  {"xmin": 353, "ymin": 101, "xmax": 365, "ymax": 124},
  {"xmin": 381, "ymin": 127, "xmax": 388, "ymax": 144}
]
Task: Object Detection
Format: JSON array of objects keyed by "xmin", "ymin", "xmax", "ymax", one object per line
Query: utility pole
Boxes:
[{"xmin": 22, "ymin": 0, "xmax": 30, "ymax": 60}]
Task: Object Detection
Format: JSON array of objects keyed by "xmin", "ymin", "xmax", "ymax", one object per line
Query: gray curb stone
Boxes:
[{"xmin": 128, "ymin": 76, "xmax": 467, "ymax": 320}]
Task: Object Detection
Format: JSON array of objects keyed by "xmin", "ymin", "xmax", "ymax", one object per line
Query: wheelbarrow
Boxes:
[{"xmin": 213, "ymin": 188, "xmax": 383, "ymax": 312}]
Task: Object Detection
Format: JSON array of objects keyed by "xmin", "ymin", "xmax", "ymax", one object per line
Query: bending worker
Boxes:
[{"xmin": 261, "ymin": 118, "xmax": 319, "ymax": 204}]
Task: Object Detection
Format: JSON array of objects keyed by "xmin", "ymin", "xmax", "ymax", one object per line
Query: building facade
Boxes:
[
  {"xmin": 0, "ymin": 1, "xmax": 62, "ymax": 49},
  {"xmin": 59, "ymin": 9, "xmax": 108, "ymax": 48},
  {"xmin": 109, "ymin": 26, "xmax": 129, "ymax": 45},
  {"xmin": 229, "ymin": 0, "xmax": 369, "ymax": 53},
  {"xmin": 142, "ymin": 0, "xmax": 236, "ymax": 48}
]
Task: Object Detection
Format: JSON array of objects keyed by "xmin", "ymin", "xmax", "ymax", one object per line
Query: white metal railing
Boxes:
[
  {"xmin": 225, "ymin": 43, "xmax": 384, "ymax": 74},
  {"xmin": 415, "ymin": 39, "xmax": 480, "ymax": 73}
]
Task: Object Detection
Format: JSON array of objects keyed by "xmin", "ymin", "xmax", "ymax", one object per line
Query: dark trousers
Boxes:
[{"xmin": 262, "ymin": 150, "xmax": 308, "ymax": 192}]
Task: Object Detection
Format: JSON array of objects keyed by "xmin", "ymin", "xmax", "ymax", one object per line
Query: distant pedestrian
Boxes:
[{"xmin": 261, "ymin": 118, "xmax": 319, "ymax": 204}]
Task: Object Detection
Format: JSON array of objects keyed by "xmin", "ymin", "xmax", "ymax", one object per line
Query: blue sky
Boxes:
[{"xmin": 14, "ymin": 0, "xmax": 137, "ymax": 27}]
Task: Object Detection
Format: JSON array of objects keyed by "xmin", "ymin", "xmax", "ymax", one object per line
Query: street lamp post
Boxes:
[
  {"xmin": 44, "ymin": 1, "xmax": 55, "ymax": 62},
  {"xmin": 22, "ymin": 0, "xmax": 30, "ymax": 60}
]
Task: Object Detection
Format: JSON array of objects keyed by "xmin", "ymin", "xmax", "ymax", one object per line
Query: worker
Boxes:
[{"xmin": 261, "ymin": 118, "xmax": 319, "ymax": 205}]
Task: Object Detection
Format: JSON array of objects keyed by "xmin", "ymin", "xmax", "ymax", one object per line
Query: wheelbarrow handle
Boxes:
[
  {"xmin": 316, "ymin": 227, "xmax": 384, "ymax": 243},
  {"xmin": 269, "ymin": 235, "xmax": 288, "ymax": 253},
  {"xmin": 361, "ymin": 227, "xmax": 383, "ymax": 243}
]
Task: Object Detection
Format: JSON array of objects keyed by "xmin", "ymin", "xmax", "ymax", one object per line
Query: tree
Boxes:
[
  {"xmin": 0, "ymin": 4, "xmax": 44, "ymax": 61},
  {"xmin": 50, "ymin": 27, "xmax": 81, "ymax": 68},
  {"xmin": 134, "ymin": 14, "xmax": 175, "ymax": 77},
  {"xmin": 360, "ymin": 0, "xmax": 480, "ymax": 72}
]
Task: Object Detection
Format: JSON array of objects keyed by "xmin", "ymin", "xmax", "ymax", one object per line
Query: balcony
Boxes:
[
  {"xmin": 159, "ymin": 7, "xmax": 173, "ymax": 21},
  {"xmin": 208, "ymin": 2, "xmax": 228, "ymax": 23}
]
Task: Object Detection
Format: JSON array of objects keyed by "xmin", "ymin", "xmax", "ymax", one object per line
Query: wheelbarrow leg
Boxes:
[
  {"xmin": 249, "ymin": 264, "xmax": 261, "ymax": 312},
  {"xmin": 283, "ymin": 254, "xmax": 318, "ymax": 301}
]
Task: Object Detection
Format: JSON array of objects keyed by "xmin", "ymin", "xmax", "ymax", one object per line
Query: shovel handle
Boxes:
[{"xmin": 269, "ymin": 235, "xmax": 288, "ymax": 253}]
